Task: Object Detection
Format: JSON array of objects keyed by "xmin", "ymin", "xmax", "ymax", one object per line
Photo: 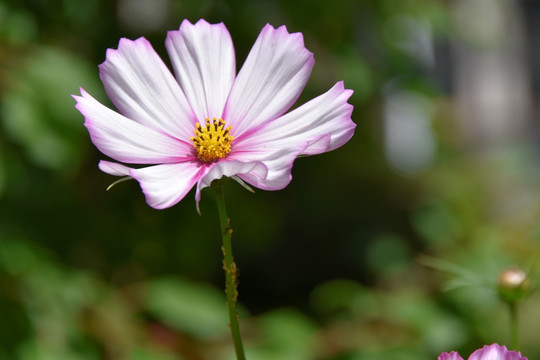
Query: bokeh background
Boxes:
[{"xmin": 2, "ymin": 0, "xmax": 540, "ymax": 359}]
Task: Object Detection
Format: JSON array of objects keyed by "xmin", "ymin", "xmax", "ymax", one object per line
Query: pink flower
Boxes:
[
  {"xmin": 73, "ymin": 19, "xmax": 355, "ymax": 209},
  {"xmin": 438, "ymin": 344, "xmax": 527, "ymax": 360}
]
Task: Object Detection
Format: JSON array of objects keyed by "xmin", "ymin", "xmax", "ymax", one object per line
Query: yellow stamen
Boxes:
[{"xmin": 191, "ymin": 118, "xmax": 234, "ymax": 162}]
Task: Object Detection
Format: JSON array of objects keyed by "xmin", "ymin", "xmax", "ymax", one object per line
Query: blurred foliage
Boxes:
[{"xmin": 1, "ymin": 0, "xmax": 540, "ymax": 359}]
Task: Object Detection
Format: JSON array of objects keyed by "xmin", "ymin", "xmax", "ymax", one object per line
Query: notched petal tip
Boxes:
[
  {"xmin": 272, "ymin": 23, "xmax": 313, "ymax": 56},
  {"xmin": 176, "ymin": 18, "xmax": 225, "ymax": 33},
  {"xmin": 437, "ymin": 351, "xmax": 463, "ymax": 360},
  {"xmin": 467, "ymin": 344, "xmax": 527, "ymax": 360},
  {"xmin": 179, "ymin": 18, "xmax": 194, "ymax": 28},
  {"xmin": 102, "ymin": 38, "xmax": 128, "ymax": 61},
  {"xmin": 266, "ymin": 23, "xmax": 292, "ymax": 37},
  {"xmin": 260, "ymin": 23, "xmax": 309, "ymax": 49},
  {"xmin": 72, "ymin": 87, "xmax": 86, "ymax": 100},
  {"xmin": 224, "ymin": 20, "xmax": 315, "ymax": 134},
  {"xmin": 336, "ymin": 80, "xmax": 354, "ymax": 95},
  {"xmin": 72, "ymin": 87, "xmax": 90, "ymax": 104},
  {"xmin": 193, "ymin": 18, "xmax": 223, "ymax": 27},
  {"xmin": 99, "ymin": 37, "xmax": 152, "ymax": 72}
]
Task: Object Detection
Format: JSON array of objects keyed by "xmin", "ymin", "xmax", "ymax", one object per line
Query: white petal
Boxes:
[
  {"xmin": 231, "ymin": 82, "xmax": 355, "ymax": 190},
  {"xmin": 165, "ymin": 19, "xmax": 235, "ymax": 120},
  {"xmin": 130, "ymin": 161, "xmax": 205, "ymax": 209},
  {"xmin": 74, "ymin": 89, "xmax": 193, "ymax": 164},
  {"xmin": 234, "ymin": 147, "xmax": 299, "ymax": 190},
  {"xmin": 99, "ymin": 37, "xmax": 196, "ymax": 140},
  {"xmin": 194, "ymin": 160, "xmax": 268, "ymax": 202},
  {"xmin": 223, "ymin": 24, "xmax": 314, "ymax": 137},
  {"xmin": 242, "ymin": 81, "xmax": 355, "ymax": 155},
  {"xmin": 98, "ymin": 160, "xmax": 131, "ymax": 176}
]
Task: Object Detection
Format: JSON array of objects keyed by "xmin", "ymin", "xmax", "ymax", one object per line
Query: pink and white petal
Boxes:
[
  {"xmin": 438, "ymin": 351, "xmax": 463, "ymax": 360},
  {"xmin": 98, "ymin": 161, "xmax": 134, "ymax": 191},
  {"xmin": 228, "ymin": 82, "xmax": 354, "ymax": 190},
  {"xmin": 469, "ymin": 344, "xmax": 526, "ymax": 360},
  {"xmin": 166, "ymin": 19, "xmax": 235, "ymax": 120},
  {"xmin": 232, "ymin": 146, "xmax": 304, "ymax": 191},
  {"xmin": 130, "ymin": 161, "xmax": 204, "ymax": 209},
  {"xmin": 98, "ymin": 160, "xmax": 131, "ymax": 176},
  {"xmin": 99, "ymin": 37, "xmax": 196, "ymax": 140},
  {"xmin": 223, "ymin": 24, "xmax": 314, "ymax": 137},
  {"xmin": 75, "ymin": 89, "xmax": 193, "ymax": 164},
  {"xmin": 194, "ymin": 160, "xmax": 268, "ymax": 202},
  {"xmin": 236, "ymin": 81, "xmax": 355, "ymax": 156}
]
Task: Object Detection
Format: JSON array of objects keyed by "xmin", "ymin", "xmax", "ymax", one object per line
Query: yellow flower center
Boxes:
[{"xmin": 191, "ymin": 118, "xmax": 234, "ymax": 162}]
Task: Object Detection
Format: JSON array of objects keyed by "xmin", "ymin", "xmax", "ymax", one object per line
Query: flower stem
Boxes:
[
  {"xmin": 509, "ymin": 301, "xmax": 519, "ymax": 350},
  {"xmin": 213, "ymin": 181, "xmax": 246, "ymax": 360}
]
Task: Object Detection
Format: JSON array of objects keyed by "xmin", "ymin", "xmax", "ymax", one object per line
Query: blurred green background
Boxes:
[{"xmin": 2, "ymin": 0, "xmax": 540, "ymax": 359}]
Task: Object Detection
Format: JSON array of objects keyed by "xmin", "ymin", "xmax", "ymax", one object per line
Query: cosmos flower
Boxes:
[
  {"xmin": 438, "ymin": 344, "xmax": 527, "ymax": 360},
  {"xmin": 74, "ymin": 19, "xmax": 355, "ymax": 210}
]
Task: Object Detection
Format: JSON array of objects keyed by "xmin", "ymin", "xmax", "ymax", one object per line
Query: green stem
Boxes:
[
  {"xmin": 213, "ymin": 182, "xmax": 246, "ymax": 360},
  {"xmin": 509, "ymin": 301, "xmax": 519, "ymax": 350}
]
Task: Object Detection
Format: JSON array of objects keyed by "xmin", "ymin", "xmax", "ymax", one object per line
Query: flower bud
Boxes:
[{"xmin": 497, "ymin": 267, "xmax": 530, "ymax": 303}]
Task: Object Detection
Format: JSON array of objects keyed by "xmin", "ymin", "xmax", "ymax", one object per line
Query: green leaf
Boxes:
[{"xmin": 144, "ymin": 277, "xmax": 229, "ymax": 338}]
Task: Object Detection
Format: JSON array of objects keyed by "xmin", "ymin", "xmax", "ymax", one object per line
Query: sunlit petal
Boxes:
[
  {"xmin": 99, "ymin": 37, "xmax": 196, "ymax": 140},
  {"xmin": 130, "ymin": 162, "xmax": 205, "ymax": 210},
  {"xmin": 74, "ymin": 89, "xmax": 192, "ymax": 164},
  {"xmin": 194, "ymin": 160, "xmax": 268, "ymax": 203},
  {"xmin": 98, "ymin": 160, "xmax": 131, "ymax": 176},
  {"xmin": 224, "ymin": 24, "xmax": 314, "ymax": 137},
  {"xmin": 166, "ymin": 19, "xmax": 235, "ymax": 120},
  {"xmin": 231, "ymin": 81, "xmax": 355, "ymax": 190}
]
